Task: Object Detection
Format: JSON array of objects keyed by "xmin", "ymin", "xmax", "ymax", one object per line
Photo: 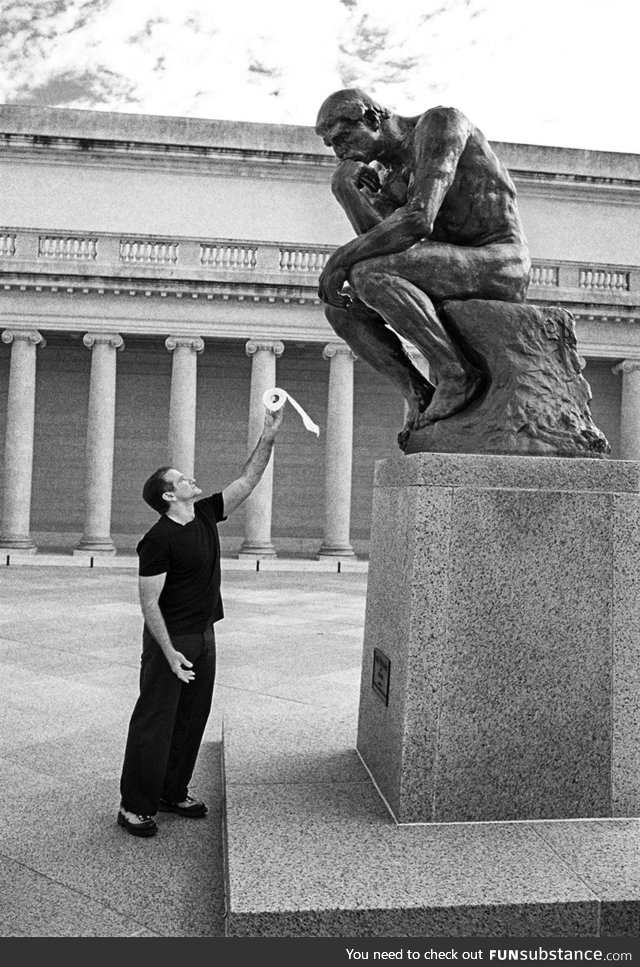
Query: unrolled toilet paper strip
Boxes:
[{"xmin": 262, "ymin": 387, "xmax": 320, "ymax": 436}]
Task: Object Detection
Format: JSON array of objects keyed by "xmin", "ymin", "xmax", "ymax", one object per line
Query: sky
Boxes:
[{"xmin": 1, "ymin": 0, "xmax": 638, "ymax": 154}]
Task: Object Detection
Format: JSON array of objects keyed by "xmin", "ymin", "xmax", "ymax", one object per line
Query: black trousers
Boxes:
[{"xmin": 119, "ymin": 623, "xmax": 216, "ymax": 816}]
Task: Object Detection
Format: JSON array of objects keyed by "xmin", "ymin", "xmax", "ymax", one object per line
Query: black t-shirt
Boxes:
[{"xmin": 136, "ymin": 493, "xmax": 227, "ymax": 635}]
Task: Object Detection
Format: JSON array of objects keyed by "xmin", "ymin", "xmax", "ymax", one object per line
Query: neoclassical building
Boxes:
[{"xmin": 0, "ymin": 105, "xmax": 639, "ymax": 559}]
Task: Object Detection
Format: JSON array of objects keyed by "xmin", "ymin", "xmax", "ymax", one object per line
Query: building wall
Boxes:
[
  {"xmin": 585, "ymin": 360, "xmax": 622, "ymax": 458},
  {"xmin": 0, "ymin": 159, "xmax": 354, "ymax": 246},
  {"xmin": 31, "ymin": 337, "xmax": 90, "ymax": 536},
  {"xmin": 518, "ymin": 192, "xmax": 640, "ymax": 265}
]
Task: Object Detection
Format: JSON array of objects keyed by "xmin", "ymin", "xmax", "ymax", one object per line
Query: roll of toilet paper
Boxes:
[{"xmin": 262, "ymin": 387, "xmax": 320, "ymax": 436}]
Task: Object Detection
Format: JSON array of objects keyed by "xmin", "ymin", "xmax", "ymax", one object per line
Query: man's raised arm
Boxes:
[{"xmin": 222, "ymin": 407, "xmax": 284, "ymax": 516}]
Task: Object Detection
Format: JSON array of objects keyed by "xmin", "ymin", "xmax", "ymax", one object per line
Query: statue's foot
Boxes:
[
  {"xmin": 398, "ymin": 381, "xmax": 436, "ymax": 450},
  {"xmin": 405, "ymin": 381, "xmax": 435, "ymax": 427},
  {"xmin": 416, "ymin": 369, "xmax": 483, "ymax": 427}
]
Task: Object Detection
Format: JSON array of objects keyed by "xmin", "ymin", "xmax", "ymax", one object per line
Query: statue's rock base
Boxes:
[
  {"xmin": 403, "ymin": 300, "xmax": 610, "ymax": 457},
  {"xmin": 357, "ymin": 452, "xmax": 640, "ymax": 823}
]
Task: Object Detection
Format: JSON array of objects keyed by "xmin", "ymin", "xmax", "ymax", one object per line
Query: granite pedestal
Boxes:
[{"xmin": 357, "ymin": 453, "xmax": 640, "ymax": 824}]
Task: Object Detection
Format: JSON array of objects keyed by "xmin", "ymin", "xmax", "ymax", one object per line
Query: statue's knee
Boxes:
[
  {"xmin": 348, "ymin": 261, "xmax": 369, "ymax": 298},
  {"xmin": 349, "ymin": 262, "xmax": 387, "ymax": 304}
]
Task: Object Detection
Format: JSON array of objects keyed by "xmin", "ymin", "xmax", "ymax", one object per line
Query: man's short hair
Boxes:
[
  {"xmin": 142, "ymin": 466, "xmax": 173, "ymax": 515},
  {"xmin": 315, "ymin": 88, "xmax": 390, "ymax": 138}
]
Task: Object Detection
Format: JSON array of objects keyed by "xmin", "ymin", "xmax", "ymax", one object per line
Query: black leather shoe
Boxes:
[
  {"xmin": 117, "ymin": 807, "xmax": 158, "ymax": 837},
  {"xmin": 158, "ymin": 795, "xmax": 207, "ymax": 818}
]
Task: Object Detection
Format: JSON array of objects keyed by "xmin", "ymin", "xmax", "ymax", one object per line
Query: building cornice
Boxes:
[
  {"xmin": 1, "ymin": 105, "xmax": 639, "ymax": 187},
  {"xmin": 3, "ymin": 134, "xmax": 640, "ymax": 196},
  {"xmin": 514, "ymin": 174, "xmax": 640, "ymax": 205},
  {"xmin": 0, "ymin": 134, "xmax": 336, "ymax": 183},
  {"xmin": 0, "ymin": 273, "xmax": 324, "ymax": 305}
]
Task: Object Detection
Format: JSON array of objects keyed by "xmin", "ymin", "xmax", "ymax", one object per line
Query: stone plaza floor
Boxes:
[{"xmin": 0, "ymin": 562, "xmax": 367, "ymax": 938}]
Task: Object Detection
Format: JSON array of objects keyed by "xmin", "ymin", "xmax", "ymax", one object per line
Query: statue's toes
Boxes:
[
  {"xmin": 397, "ymin": 427, "xmax": 411, "ymax": 451},
  {"xmin": 414, "ymin": 409, "xmax": 434, "ymax": 429}
]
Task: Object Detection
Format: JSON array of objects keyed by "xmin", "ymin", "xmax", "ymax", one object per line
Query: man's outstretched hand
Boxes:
[{"xmin": 262, "ymin": 404, "xmax": 284, "ymax": 439}]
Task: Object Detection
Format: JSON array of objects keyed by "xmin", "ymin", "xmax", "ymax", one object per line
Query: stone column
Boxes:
[
  {"xmin": 165, "ymin": 335, "xmax": 205, "ymax": 476},
  {"xmin": 613, "ymin": 360, "xmax": 640, "ymax": 461},
  {"xmin": 0, "ymin": 329, "xmax": 46, "ymax": 552},
  {"xmin": 318, "ymin": 343, "xmax": 356, "ymax": 559},
  {"xmin": 238, "ymin": 339, "xmax": 284, "ymax": 558},
  {"xmin": 75, "ymin": 333, "xmax": 124, "ymax": 555}
]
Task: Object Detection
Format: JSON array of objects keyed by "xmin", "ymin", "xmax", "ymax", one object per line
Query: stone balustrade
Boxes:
[
  {"xmin": 530, "ymin": 264, "xmax": 559, "ymax": 287},
  {"xmin": 200, "ymin": 243, "xmax": 258, "ymax": 269},
  {"xmin": 120, "ymin": 238, "xmax": 179, "ymax": 264},
  {"xmin": 38, "ymin": 234, "xmax": 98, "ymax": 260},
  {"xmin": 0, "ymin": 232, "xmax": 17, "ymax": 257},
  {"xmin": 1, "ymin": 226, "xmax": 639, "ymax": 311},
  {"xmin": 279, "ymin": 248, "xmax": 331, "ymax": 273},
  {"xmin": 579, "ymin": 267, "xmax": 630, "ymax": 292}
]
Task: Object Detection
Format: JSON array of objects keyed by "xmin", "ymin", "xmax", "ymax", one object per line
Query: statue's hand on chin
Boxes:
[{"xmin": 332, "ymin": 160, "xmax": 381, "ymax": 198}]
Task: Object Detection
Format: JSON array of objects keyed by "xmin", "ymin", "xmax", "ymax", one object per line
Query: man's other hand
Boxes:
[{"xmin": 168, "ymin": 650, "xmax": 195, "ymax": 683}]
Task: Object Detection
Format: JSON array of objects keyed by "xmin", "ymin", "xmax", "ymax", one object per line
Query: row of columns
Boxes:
[{"xmin": 0, "ymin": 330, "xmax": 356, "ymax": 559}]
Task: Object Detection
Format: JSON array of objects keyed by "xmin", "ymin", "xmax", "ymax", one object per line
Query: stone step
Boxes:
[{"xmin": 222, "ymin": 704, "xmax": 640, "ymax": 938}]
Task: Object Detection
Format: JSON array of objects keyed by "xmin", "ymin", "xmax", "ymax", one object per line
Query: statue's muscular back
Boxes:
[{"xmin": 376, "ymin": 106, "xmax": 527, "ymax": 250}]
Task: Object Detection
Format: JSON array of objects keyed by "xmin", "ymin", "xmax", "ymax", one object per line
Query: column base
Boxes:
[
  {"xmin": 74, "ymin": 537, "xmax": 117, "ymax": 555},
  {"xmin": 317, "ymin": 543, "xmax": 356, "ymax": 560},
  {"xmin": 237, "ymin": 542, "xmax": 278, "ymax": 559},
  {"xmin": 0, "ymin": 537, "xmax": 37, "ymax": 553}
]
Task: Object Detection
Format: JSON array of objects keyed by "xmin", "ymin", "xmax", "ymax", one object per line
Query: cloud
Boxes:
[
  {"xmin": 9, "ymin": 68, "xmax": 137, "ymax": 107},
  {"xmin": 0, "ymin": 0, "xmax": 637, "ymax": 152}
]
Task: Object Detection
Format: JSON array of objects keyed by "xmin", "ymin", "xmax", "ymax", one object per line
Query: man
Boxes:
[
  {"xmin": 315, "ymin": 88, "xmax": 531, "ymax": 439},
  {"xmin": 118, "ymin": 406, "xmax": 283, "ymax": 837}
]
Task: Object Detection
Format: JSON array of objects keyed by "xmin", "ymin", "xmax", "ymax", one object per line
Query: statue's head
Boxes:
[
  {"xmin": 315, "ymin": 88, "xmax": 391, "ymax": 162},
  {"xmin": 315, "ymin": 88, "xmax": 390, "ymax": 138}
]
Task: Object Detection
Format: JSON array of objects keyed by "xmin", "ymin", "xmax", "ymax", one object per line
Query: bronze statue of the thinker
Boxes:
[{"xmin": 315, "ymin": 88, "xmax": 608, "ymax": 458}]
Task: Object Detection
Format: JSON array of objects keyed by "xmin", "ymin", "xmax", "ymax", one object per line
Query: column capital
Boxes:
[
  {"xmin": 2, "ymin": 329, "xmax": 45, "ymax": 348},
  {"xmin": 245, "ymin": 339, "xmax": 284, "ymax": 358},
  {"xmin": 83, "ymin": 332, "xmax": 124, "ymax": 351},
  {"xmin": 323, "ymin": 342, "xmax": 356, "ymax": 361},
  {"xmin": 165, "ymin": 335, "xmax": 205, "ymax": 354},
  {"xmin": 613, "ymin": 359, "xmax": 640, "ymax": 376}
]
